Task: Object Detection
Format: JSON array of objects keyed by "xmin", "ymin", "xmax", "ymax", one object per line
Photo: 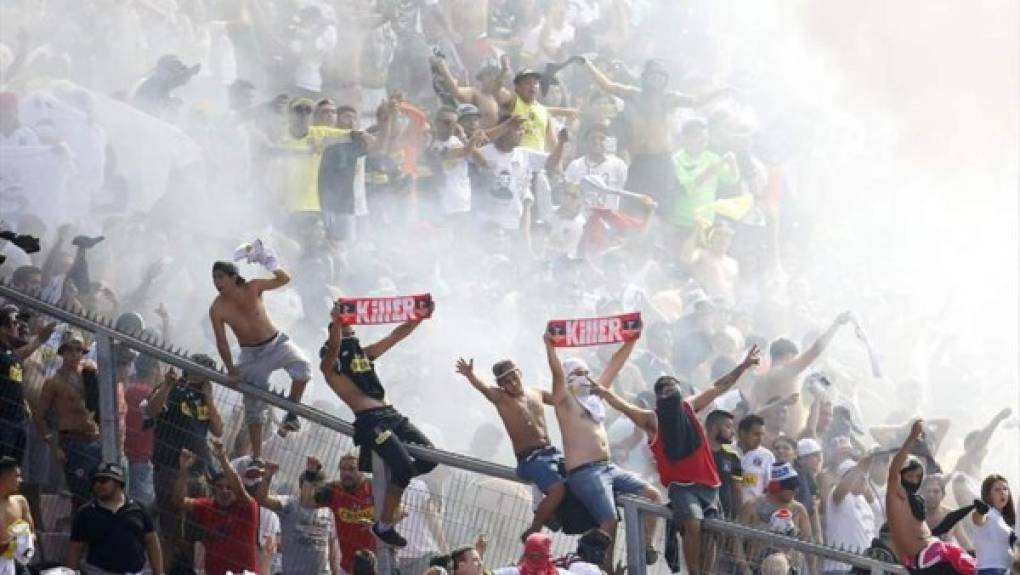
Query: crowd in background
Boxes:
[{"xmin": 0, "ymin": 0, "xmax": 1017, "ymax": 574}]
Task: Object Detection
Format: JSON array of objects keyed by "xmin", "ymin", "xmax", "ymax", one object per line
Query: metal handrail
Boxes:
[
  {"xmin": 620, "ymin": 495, "xmax": 908, "ymax": 574},
  {"xmin": 0, "ymin": 280, "xmax": 903, "ymax": 573}
]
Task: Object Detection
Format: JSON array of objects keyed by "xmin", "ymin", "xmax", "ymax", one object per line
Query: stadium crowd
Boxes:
[{"xmin": 0, "ymin": 1, "xmax": 1017, "ymax": 575}]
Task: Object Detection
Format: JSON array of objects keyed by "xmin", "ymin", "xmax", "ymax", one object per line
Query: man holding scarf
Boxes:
[{"xmin": 593, "ymin": 345, "xmax": 760, "ymax": 575}]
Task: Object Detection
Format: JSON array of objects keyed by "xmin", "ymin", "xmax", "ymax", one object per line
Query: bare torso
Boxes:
[
  {"xmin": 323, "ymin": 370, "xmax": 388, "ymax": 414},
  {"xmin": 753, "ymin": 368, "xmax": 805, "ymax": 437},
  {"xmin": 492, "ymin": 387, "xmax": 552, "ymax": 455},
  {"xmin": 887, "ymin": 488, "xmax": 932, "ymax": 561},
  {"xmin": 212, "ymin": 284, "xmax": 279, "ymax": 346},
  {"xmin": 692, "ymin": 252, "xmax": 738, "ymax": 305},
  {"xmin": 555, "ymin": 397, "xmax": 610, "ymax": 471},
  {"xmin": 44, "ymin": 372, "xmax": 98, "ymax": 435},
  {"xmin": 474, "ymin": 91, "xmax": 501, "ymax": 127},
  {"xmin": 625, "ymin": 93, "xmax": 674, "ymax": 156}
]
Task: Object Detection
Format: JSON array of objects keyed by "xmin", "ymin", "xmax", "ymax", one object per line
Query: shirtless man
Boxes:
[
  {"xmin": 950, "ymin": 408, "xmax": 1012, "ymax": 506},
  {"xmin": 681, "ymin": 220, "xmax": 740, "ymax": 307},
  {"xmin": 319, "ymin": 303, "xmax": 437, "ymax": 548},
  {"xmin": 209, "ymin": 251, "xmax": 312, "ymax": 459},
  {"xmin": 32, "ymin": 332, "xmax": 102, "ymax": 506},
  {"xmin": 546, "ymin": 334, "xmax": 662, "ymax": 566},
  {"xmin": 922, "ymin": 475, "xmax": 973, "ymax": 550},
  {"xmin": 454, "ymin": 349, "xmax": 564, "ymax": 540},
  {"xmin": 887, "ymin": 420, "xmax": 976, "ymax": 575},
  {"xmin": 749, "ymin": 312, "xmax": 854, "ymax": 437},
  {"xmin": 432, "ymin": 56, "xmax": 509, "ymax": 128},
  {"xmin": 582, "ymin": 58, "xmax": 727, "ymax": 208},
  {"xmin": 0, "ymin": 457, "xmax": 35, "ymax": 575}
]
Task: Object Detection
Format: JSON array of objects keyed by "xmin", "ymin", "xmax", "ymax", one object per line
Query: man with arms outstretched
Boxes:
[
  {"xmin": 454, "ymin": 349, "xmax": 564, "ymax": 541},
  {"xmin": 546, "ymin": 334, "xmax": 662, "ymax": 566},
  {"xmin": 887, "ymin": 420, "xmax": 976, "ymax": 575},
  {"xmin": 592, "ymin": 346, "xmax": 760, "ymax": 575},
  {"xmin": 209, "ymin": 246, "xmax": 312, "ymax": 459},
  {"xmin": 319, "ymin": 303, "xmax": 437, "ymax": 548}
]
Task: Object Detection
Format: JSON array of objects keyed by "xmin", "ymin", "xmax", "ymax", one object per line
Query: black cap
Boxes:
[
  {"xmin": 513, "ymin": 69, "xmax": 542, "ymax": 83},
  {"xmin": 92, "ymin": 462, "xmax": 126, "ymax": 485}
]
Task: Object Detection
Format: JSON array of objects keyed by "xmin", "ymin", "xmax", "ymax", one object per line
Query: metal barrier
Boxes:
[{"xmin": 0, "ymin": 279, "xmax": 908, "ymax": 574}]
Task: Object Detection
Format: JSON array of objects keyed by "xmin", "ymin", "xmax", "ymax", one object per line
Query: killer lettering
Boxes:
[
  {"xmin": 564, "ymin": 317, "xmax": 624, "ymax": 347},
  {"xmin": 355, "ymin": 297, "xmax": 419, "ymax": 324}
]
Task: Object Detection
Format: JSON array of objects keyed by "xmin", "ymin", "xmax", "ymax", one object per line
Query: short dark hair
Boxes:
[
  {"xmin": 738, "ymin": 414, "xmax": 765, "ymax": 434},
  {"xmin": 705, "ymin": 410, "xmax": 734, "ymax": 429},
  {"xmin": 337, "ymin": 105, "xmax": 357, "ymax": 116},
  {"xmin": 769, "ymin": 338, "xmax": 798, "ymax": 361},
  {"xmin": 300, "ymin": 468, "xmax": 326, "ymax": 486},
  {"xmin": 352, "ymin": 549, "xmax": 378, "ymax": 575},
  {"xmin": 11, "ymin": 265, "xmax": 41, "ymax": 286},
  {"xmin": 212, "ymin": 261, "xmax": 240, "ymax": 277},
  {"xmin": 0, "ymin": 456, "xmax": 18, "ymax": 475},
  {"xmin": 653, "ymin": 375, "xmax": 685, "ymax": 396},
  {"xmin": 451, "ymin": 546, "xmax": 476, "ymax": 570}
]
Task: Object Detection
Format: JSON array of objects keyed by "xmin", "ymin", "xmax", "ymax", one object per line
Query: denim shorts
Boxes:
[
  {"xmin": 516, "ymin": 445, "xmax": 565, "ymax": 493},
  {"xmin": 668, "ymin": 482, "xmax": 720, "ymax": 522},
  {"xmin": 61, "ymin": 437, "xmax": 103, "ymax": 502},
  {"xmin": 128, "ymin": 461, "xmax": 156, "ymax": 507},
  {"xmin": 566, "ymin": 461, "xmax": 650, "ymax": 523}
]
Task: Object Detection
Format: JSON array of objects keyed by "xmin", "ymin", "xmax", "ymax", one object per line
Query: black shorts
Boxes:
[
  {"xmin": 353, "ymin": 405, "xmax": 432, "ymax": 472},
  {"xmin": 0, "ymin": 420, "xmax": 26, "ymax": 464}
]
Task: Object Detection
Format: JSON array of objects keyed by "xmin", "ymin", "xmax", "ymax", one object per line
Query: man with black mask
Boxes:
[
  {"xmin": 594, "ymin": 345, "xmax": 759, "ymax": 575},
  {"xmin": 319, "ymin": 301, "xmax": 437, "ymax": 548},
  {"xmin": 887, "ymin": 420, "xmax": 976, "ymax": 575}
]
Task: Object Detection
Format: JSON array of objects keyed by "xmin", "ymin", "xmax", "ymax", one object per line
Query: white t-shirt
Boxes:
[
  {"xmin": 429, "ymin": 135, "xmax": 471, "ymax": 214},
  {"xmin": 546, "ymin": 212, "xmax": 586, "ymax": 259},
  {"xmin": 823, "ymin": 491, "xmax": 876, "ymax": 572},
  {"xmin": 974, "ymin": 508, "xmax": 1015, "ymax": 570},
  {"xmin": 739, "ymin": 446, "xmax": 776, "ymax": 501},
  {"xmin": 396, "ymin": 478, "xmax": 441, "ymax": 561},
  {"xmin": 474, "ymin": 144, "xmax": 547, "ymax": 230},
  {"xmin": 291, "ymin": 25, "xmax": 338, "ymax": 92},
  {"xmin": 564, "ymin": 155, "xmax": 629, "ymax": 212}
]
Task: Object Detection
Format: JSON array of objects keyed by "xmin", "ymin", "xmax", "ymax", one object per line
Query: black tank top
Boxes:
[{"xmin": 323, "ymin": 337, "xmax": 386, "ymax": 400}]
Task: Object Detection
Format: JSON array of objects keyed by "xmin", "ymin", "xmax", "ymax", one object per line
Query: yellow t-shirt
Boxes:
[
  {"xmin": 512, "ymin": 97, "xmax": 549, "ymax": 152},
  {"xmin": 278, "ymin": 126, "xmax": 351, "ymax": 212}
]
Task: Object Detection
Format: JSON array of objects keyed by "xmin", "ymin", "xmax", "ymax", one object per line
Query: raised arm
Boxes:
[
  {"xmin": 209, "ymin": 305, "xmax": 237, "ymax": 377},
  {"xmin": 15, "ymin": 321, "xmax": 55, "ymax": 361},
  {"xmin": 590, "ymin": 385, "xmax": 656, "ymax": 436},
  {"xmin": 833, "ymin": 454, "xmax": 872, "ymax": 505},
  {"xmin": 364, "ymin": 301, "xmax": 433, "ymax": 359},
  {"xmin": 691, "ymin": 345, "xmax": 760, "ymax": 413},
  {"xmin": 249, "ymin": 268, "xmax": 291, "ymax": 293},
  {"xmin": 257, "ymin": 462, "xmax": 285, "ymax": 513},
  {"xmin": 888, "ymin": 419, "xmax": 925, "ymax": 493},
  {"xmin": 544, "ymin": 128, "xmax": 568, "ymax": 175},
  {"xmin": 544, "ymin": 333, "xmax": 566, "ymax": 402},
  {"xmin": 144, "ymin": 370, "xmax": 178, "ymax": 419},
  {"xmin": 201, "ymin": 378, "xmax": 224, "ymax": 438},
  {"xmin": 455, "ymin": 358, "xmax": 501, "ymax": 404},
  {"xmin": 175, "ymin": 449, "xmax": 198, "ymax": 513},
  {"xmin": 595, "ymin": 340, "xmax": 638, "ymax": 389},
  {"xmin": 582, "ymin": 58, "xmax": 639, "ymax": 99},
  {"xmin": 785, "ymin": 312, "xmax": 852, "ymax": 376},
  {"xmin": 320, "ymin": 320, "xmax": 343, "ymax": 375},
  {"xmin": 212, "ymin": 439, "xmax": 252, "ymax": 503},
  {"xmin": 431, "ymin": 56, "xmax": 476, "ymax": 103}
]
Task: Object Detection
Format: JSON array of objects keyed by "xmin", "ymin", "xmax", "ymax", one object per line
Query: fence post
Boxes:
[
  {"xmin": 622, "ymin": 497, "xmax": 646, "ymax": 575},
  {"xmin": 372, "ymin": 452, "xmax": 398, "ymax": 574},
  {"xmin": 94, "ymin": 334, "xmax": 121, "ymax": 464}
]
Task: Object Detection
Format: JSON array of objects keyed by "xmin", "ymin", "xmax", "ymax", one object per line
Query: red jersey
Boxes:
[
  {"xmin": 123, "ymin": 380, "xmax": 154, "ymax": 462},
  {"xmin": 649, "ymin": 400, "xmax": 721, "ymax": 488},
  {"xmin": 329, "ymin": 481, "xmax": 376, "ymax": 572},
  {"xmin": 191, "ymin": 497, "xmax": 259, "ymax": 575}
]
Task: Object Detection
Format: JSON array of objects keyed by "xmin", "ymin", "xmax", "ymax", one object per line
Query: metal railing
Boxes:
[{"xmin": 0, "ymin": 279, "xmax": 908, "ymax": 575}]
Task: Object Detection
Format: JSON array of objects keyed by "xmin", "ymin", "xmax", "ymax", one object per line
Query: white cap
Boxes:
[
  {"xmin": 796, "ymin": 438, "xmax": 822, "ymax": 457},
  {"xmin": 837, "ymin": 459, "xmax": 858, "ymax": 478}
]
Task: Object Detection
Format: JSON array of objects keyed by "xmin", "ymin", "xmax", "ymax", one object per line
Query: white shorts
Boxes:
[{"xmin": 237, "ymin": 332, "xmax": 311, "ymax": 424}]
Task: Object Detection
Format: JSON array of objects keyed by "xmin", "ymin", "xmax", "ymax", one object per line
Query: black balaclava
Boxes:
[
  {"xmin": 655, "ymin": 378, "xmax": 703, "ymax": 460},
  {"xmin": 900, "ymin": 459, "xmax": 926, "ymax": 521}
]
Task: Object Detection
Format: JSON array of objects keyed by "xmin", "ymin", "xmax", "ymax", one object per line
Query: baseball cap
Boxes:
[
  {"xmin": 290, "ymin": 98, "xmax": 316, "ymax": 113},
  {"xmin": 513, "ymin": 69, "xmax": 542, "ymax": 83},
  {"xmin": 767, "ymin": 462, "xmax": 799, "ymax": 492},
  {"xmin": 241, "ymin": 459, "xmax": 266, "ymax": 487},
  {"xmin": 796, "ymin": 438, "xmax": 822, "ymax": 458},
  {"xmin": 456, "ymin": 103, "xmax": 481, "ymax": 120},
  {"xmin": 92, "ymin": 462, "xmax": 126, "ymax": 485}
]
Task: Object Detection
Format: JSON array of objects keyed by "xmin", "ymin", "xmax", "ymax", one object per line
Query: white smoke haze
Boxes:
[{"xmin": 0, "ymin": 0, "xmax": 1016, "ymax": 487}]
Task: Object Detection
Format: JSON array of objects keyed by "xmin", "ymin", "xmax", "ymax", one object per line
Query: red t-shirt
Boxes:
[
  {"xmin": 123, "ymin": 380, "xmax": 154, "ymax": 462},
  {"xmin": 191, "ymin": 497, "xmax": 259, "ymax": 575},
  {"xmin": 329, "ymin": 481, "xmax": 376, "ymax": 572},
  {"xmin": 649, "ymin": 400, "xmax": 721, "ymax": 488}
]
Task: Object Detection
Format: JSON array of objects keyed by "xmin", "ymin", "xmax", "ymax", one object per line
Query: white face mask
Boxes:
[{"xmin": 562, "ymin": 358, "xmax": 605, "ymax": 422}]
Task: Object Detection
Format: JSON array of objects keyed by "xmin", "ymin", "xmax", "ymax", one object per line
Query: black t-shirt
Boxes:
[
  {"xmin": 320, "ymin": 337, "xmax": 386, "ymax": 400},
  {"xmin": 70, "ymin": 498, "xmax": 155, "ymax": 572},
  {"xmin": 150, "ymin": 383, "xmax": 212, "ymax": 472},
  {"xmin": 318, "ymin": 140, "xmax": 367, "ymax": 215},
  {"xmin": 0, "ymin": 343, "xmax": 25, "ymax": 423},
  {"xmin": 713, "ymin": 446, "xmax": 743, "ymax": 520}
]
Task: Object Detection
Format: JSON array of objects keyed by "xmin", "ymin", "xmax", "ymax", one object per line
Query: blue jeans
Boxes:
[
  {"xmin": 566, "ymin": 461, "xmax": 651, "ymax": 523},
  {"xmin": 128, "ymin": 461, "xmax": 155, "ymax": 506},
  {"xmin": 61, "ymin": 437, "xmax": 103, "ymax": 502},
  {"xmin": 516, "ymin": 446, "xmax": 565, "ymax": 493}
]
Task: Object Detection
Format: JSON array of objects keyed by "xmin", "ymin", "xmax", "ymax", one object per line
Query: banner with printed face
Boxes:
[
  {"xmin": 335, "ymin": 294, "xmax": 434, "ymax": 325},
  {"xmin": 546, "ymin": 312, "xmax": 643, "ymax": 347}
]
